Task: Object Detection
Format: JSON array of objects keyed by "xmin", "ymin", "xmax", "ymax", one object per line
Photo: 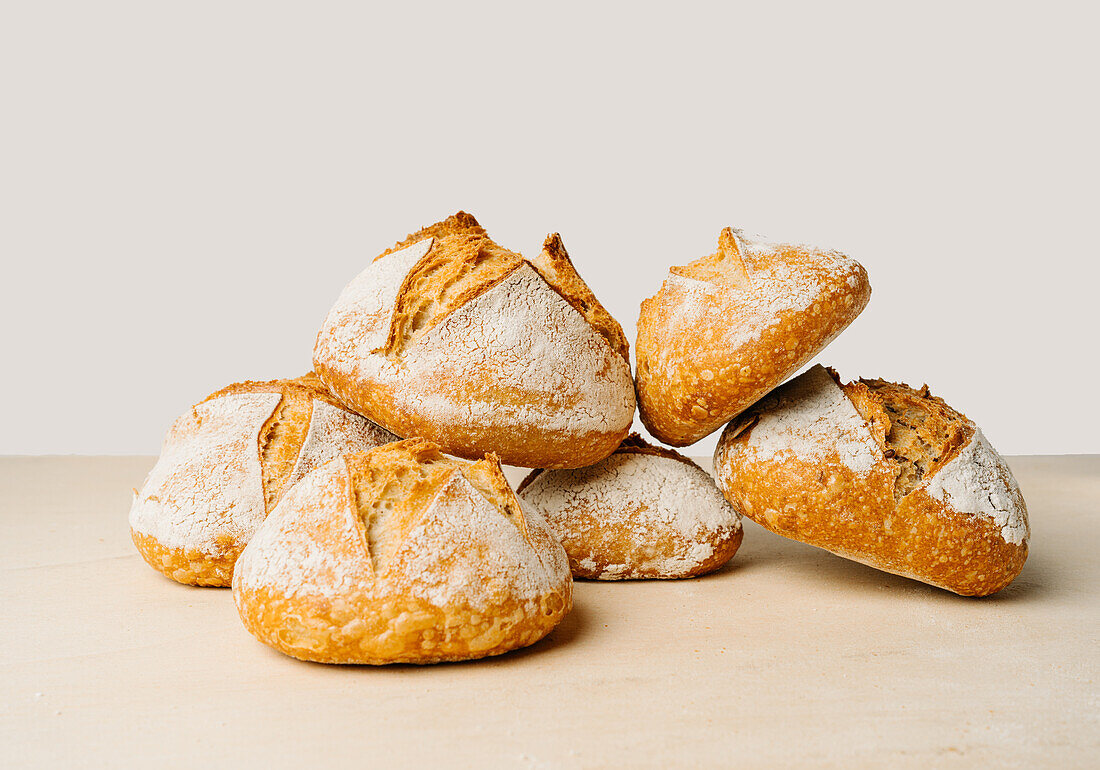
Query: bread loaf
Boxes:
[
  {"xmin": 232, "ymin": 439, "xmax": 572, "ymax": 664},
  {"xmin": 636, "ymin": 228, "xmax": 870, "ymax": 446},
  {"xmin": 313, "ymin": 212, "xmax": 635, "ymax": 469},
  {"xmin": 713, "ymin": 365, "xmax": 1029, "ymax": 596},
  {"xmin": 518, "ymin": 434, "xmax": 742, "ymax": 579},
  {"xmin": 129, "ymin": 374, "xmax": 397, "ymax": 586}
]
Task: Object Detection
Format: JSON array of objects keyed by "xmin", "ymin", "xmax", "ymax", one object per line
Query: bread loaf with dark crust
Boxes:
[
  {"xmin": 232, "ymin": 439, "xmax": 573, "ymax": 664},
  {"xmin": 129, "ymin": 374, "xmax": 397, "ymax": 586},
  {"xmin": 636, "ymin": 227, "xmax": 870, "ymax": 446},
  {"xmin": 313, "ymin": 212, "xmax": 636, "ymax": 469},
  {"xmin": 713, "ymin": 365, "xmax": 1029, "ymax": 596}
]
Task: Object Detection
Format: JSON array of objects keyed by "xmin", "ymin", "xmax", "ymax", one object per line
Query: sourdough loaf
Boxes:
[
  {"xmin": 518, "ymin": 434, "xmax": 742, "ymax": 579},
  {"xmin": 232, "ymin": 439, "xmax": 572, "ymax": 664},
  {"xmin": 636, "ymin": 228, "xmax": 870, "ymax": 446},
  {"xmin": 713, "ymin": 365, "xmax": 1029, "ymax": 596},
  {"xmin": 130, "ymin": 373, "xmax": 397, "ymax": 586},
  {"xmin": 313, "ymin": 212, "xmax": 635, "ymax": 469}
]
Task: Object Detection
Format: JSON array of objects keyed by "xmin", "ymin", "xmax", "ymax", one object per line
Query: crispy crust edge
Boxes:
[
  {"xmin": 635, "ymin": 235, "xmax": 871, "ymax": 446},
  {"xmin": 712, "ymin": 373, "xmax": 1028, "ymax": 596},
  {"xmin": 131, "ymin": 529, "xmax": 237, "ymax": 587}
]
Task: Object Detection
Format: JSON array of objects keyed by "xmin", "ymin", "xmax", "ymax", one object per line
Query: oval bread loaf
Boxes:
[
  {"xmin": 713, "ymin": 365, "xmax": 1029, "ymax": 596},
  {"xmin": 232, "ymin": 439, "xmax": 573, "ymax": 664},
  {"xmin": 518, "ymin": 434, "xmax": 743, "ymax": 579},
  {"xmin": 636, "ymin": 228, "xmax": 870, "ymax": 446},
  {"xmin": 313, "ymin": 212, "xmax": 636, "ymax": 469},
  {"xmin": 129, "ymin": 373, "xmax": 398, "ymax": 586}
]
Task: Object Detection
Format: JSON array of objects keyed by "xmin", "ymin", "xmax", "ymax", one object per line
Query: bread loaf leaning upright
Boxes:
[
  {"xmin": 129, "ymin": 373, "xmax": 398, "ymax": 586},
  {"xmin": 636, "ymin": 227, "xmax": 870, "ymax": 447},
  {"xmin": 713, "ymin": 365, "xmax": 1029, "ymax": 596},
  {"xmin": 233, "ymin": 439, "xmax": 573, "ymax": 664},
  {"xmin": 313, "ymin": 212, "xmax": 636, "ymax": 469}
]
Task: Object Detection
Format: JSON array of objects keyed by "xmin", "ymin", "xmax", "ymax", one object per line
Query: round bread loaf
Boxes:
[
  {"xmin": 313, "ymin": 212, "xmax": 635, "ymax": 469},
  {"xmin": 636, "ymin": 227, "xmax": 871, "ymax": 446},
  {"xmin": 713, "ymin": 365, "xmax": 1029, "ymax": 596},
  {"xmin": 518, "ymin": 434, "xmax": 742, "ymax": 579},
  {"xmin": 232, "ymin": 439, "xmax": 573, "ymax": 664},
  {"xmin": 129, "ymin": 373, "xmax": 397, "ymax": 587}
]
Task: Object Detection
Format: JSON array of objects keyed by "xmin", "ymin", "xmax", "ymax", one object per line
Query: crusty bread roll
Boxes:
[
  {"xmin": 232, "ymin": 439, "xmax": 572, "ymax": 664},
  {"xmin": 130, "ymin": 373, "xmax": 397, "ymax": 587},
  {"xmin": 518, "ymin": 434, "xmax": 742, "ymax": 579},
  {"xmin": 313, "ymin": 212, "xmax": 635, "ymax": 469},
  {"xmin": 713, "ymin": 365, "xmax": 1029, "ymax": 596},
  {"xmin": 636, "ymin": 227, "xmax": 871, "ymax": 446}
]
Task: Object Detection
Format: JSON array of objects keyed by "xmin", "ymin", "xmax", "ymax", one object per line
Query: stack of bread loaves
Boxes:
[{"xmin": 130, "ymin": 212, "xmax": 1030, "ymax": 666}]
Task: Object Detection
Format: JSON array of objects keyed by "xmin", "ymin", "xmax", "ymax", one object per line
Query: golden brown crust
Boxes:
[
  {"xmin": 131, "ymin": 529, "xmax": 236, "ymax": 587},
  {"xmin": 612, "ymin": 432, "xmax": 700, "ymax": 468},
  {"xmin": 378, "ymin": 216, "xmax": 629, "ymax": 366},
  {"xmin": 672, "ymin": 227, "xmax": 752, "ymax": 286},
  {"xmin": 206, "ymin": 374, "xmax": 385, "ymax": 516},
  {"xmin": 714, "ymin": 367, "xmax": 1028, "ymax": 596},
  {"xmin": 319, "ymin": 377, "xmax": 631, "ymax": 470},
  {"xmin": 842, "ymin": 376, "xmax": 973, "ymax": 499},
  {"xmin": 530, "ymin": 233, "xmax": 630, "ymax": 363},
  {"xmin": 636, "ymin": 228, "xmax": 871, "ymax": 446},
  {"xmin": 563, "ymin": 527, "xmax": 742, "ymax": 581},
  {"xmin": 516, "ymin": 432, "xmax": 698, "ymax": 494},
  {"xmin": 203, "ymin": 372, "xmax": 339, "ymax": 408},
  {"xmin": 131, "ymin": 376, "xmax": 397, "ymax": 587},
  {"xmin": 232, "ymin": 440, "xmax": 573, "ymax": 664},
  {"xmin": 313, "ymin": 213, "xmax": 636, "ymax": 469},
  {"xmin": 234, "ymin": 584, "xmax": 567, "ymax": 665},
  {"xmin": 381, "ymin": 219, "xmax": 526, "ymax": 359},
  {"xmin": 379, "ymin": 211, "xmax": 486, "ymax": 259},
  {"xmin": 518, "ymin": 434, "xmax": 743, "ymax": 580}
]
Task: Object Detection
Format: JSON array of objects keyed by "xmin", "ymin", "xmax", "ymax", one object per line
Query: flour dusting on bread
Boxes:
[
  {"xmin": 314, "ymin": 215, "xmax": 635, "ymax": 468},
  {"xmin": 666, "ymin": 230, "xmax": 861, "ymax": 355},
  {"xmin": 405, "ymin": 263, "xmax": 634, "ymax": 433},
  {"xmin": 520, "ymin": 441, "xmax": 742, "ymax": 579},
  {"xmin": 637, "ymin": 227, "xmax": 871, "ymax": 447},
  {"xmin": 320, "ymin": 238, "xmax": 435, "ymax": 356},
  {"xmin": 237, "ymin": 450, "xmax": 568, "ymax": 610},
  {"xmin": 283, "ymin": 400, "xmax": 398, "ymax": 490},
  {"xmin": 737, "ymin": 365, "xmax": 879, "ymax": 475},
  {"xmin": 925, "ymin": 429, "xmax": 1029, "ymax": 545},
  {"xmin": 397, "ymin": 472, "xmax": 568, "ymax": 608},
  {"xmin": 232, "ymin": 442, "xmax": 572, "ymax": 664},
  {"xmin": 130, "ymin": 392, "xmax": 278, "ymax": 554}
]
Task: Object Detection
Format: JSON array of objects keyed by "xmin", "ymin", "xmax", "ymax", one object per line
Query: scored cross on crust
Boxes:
[
  {"xmin": 313, "ymin": 212, "xmax": 636, "ymax": 469},
  {"xmin": 637, "ymin": 227, "xmax": 871, "ymax": 447},
  {"xmin": 377, "ymin": 212, "xmax": 629, "ymax": 363},
  {"xmin": 232, "ymin": 439, "xmax": 573, "ymax": 664},
  {"xmin": 129, "ymin": 374, "xmax": 397, "ymax": 586}
]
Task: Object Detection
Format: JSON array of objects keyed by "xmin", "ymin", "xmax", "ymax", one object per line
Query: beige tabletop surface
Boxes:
[{"xmin": 1, "ymin": 455, "xmax": 1097, "ymax": 768}]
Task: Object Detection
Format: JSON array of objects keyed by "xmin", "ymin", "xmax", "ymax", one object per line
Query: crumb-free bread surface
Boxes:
[
  {"xmin": 232, "ymin": 439, "xmax": 573, "ymax": 664},
  {"xmin": 713, "ymin": 365, "xmax": 1029, "ymax": 596},
  {"xmin": 313, "ymin": 212, "xmax": 635, "ymax": 469},
  {"xmin": 519, "ymin": 434, "xmax": 742, "ymax": 579},
  {"xmin": 129, "ymin": 374, "xmax": 398, "ymax": 586},
  {"xmin": 636, "ymin": 228, "xmax": 870, "ymax": 446}
]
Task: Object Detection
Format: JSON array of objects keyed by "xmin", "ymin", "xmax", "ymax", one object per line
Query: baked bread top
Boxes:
[
  {"xmin": 518, "ymin": 433, "xmax": 742, "ymax": 580},
  {"xmin": 129, "ymin": 375, "xmax": 397, "ymax": 567},
  {"xmin": 722, "ymin": 365, "xmax": 1028, "ymax": 545},
  {"xmin": 313, "ymin": 212, "xmax": 636, "ymax": 468},
  {"xmin": 714, "ymin": 364, "xmax": 1028, "ymax": 595},
  {"xmin": 636, "ymin": 227, "xmax": 871, "ymax": 446},
  {"xmin": 377, "ymin": 212, "xmax": 630, "ymax": 363},
  {"xmin": 232, "ymin": 439, "xmax": 572, "ymax": 663}
]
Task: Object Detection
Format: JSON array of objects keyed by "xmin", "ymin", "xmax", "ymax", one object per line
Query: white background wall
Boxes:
[{"xmin": 2, "ymin": 2, "xmax": 1097, "ymax": 456}]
